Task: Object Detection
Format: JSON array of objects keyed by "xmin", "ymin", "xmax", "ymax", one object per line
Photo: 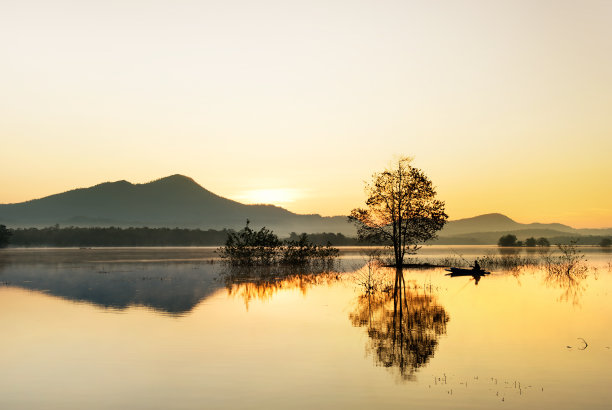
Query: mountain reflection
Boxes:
[
  {"xmin": 349, "ymin": 270, "xmax": 449, "ymax": 381},
  {"xmin": 0, "ymin": 250, "xmax": 346, "ymax": 315},
  {"xmin": 0, "ymin": 253, "xmax": 223, "ymax": 315}
]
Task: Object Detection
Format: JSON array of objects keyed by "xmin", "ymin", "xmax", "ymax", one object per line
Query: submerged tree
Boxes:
[
  {"xmin": 218, "ymin": 221, "xmax": 338, "ymax": 266},
  {"xmin": 349, "ymin": 157, "xmax": 447, "ymax": 268},
  {"xmin": 218, "ymin": 220, "xmax": 281, "ymax": 265},
  {"xmin": 544, "ymin": 240, "xmax": 589, "ymax": 305}
]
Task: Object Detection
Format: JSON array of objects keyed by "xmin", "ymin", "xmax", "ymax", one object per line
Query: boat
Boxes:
[{"xmin": 445, "ymin": 267, "xmax": 490, "ymax": 277}]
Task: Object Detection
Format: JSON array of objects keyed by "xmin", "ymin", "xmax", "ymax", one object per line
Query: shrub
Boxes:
[{"xmin": 218, "ymin": 222, "xmax": 339, "ymax": 266}]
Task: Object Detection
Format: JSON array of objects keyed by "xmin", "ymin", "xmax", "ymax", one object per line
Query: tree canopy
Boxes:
[
  {"xmin": 536, "ymin": 237, "xmax": 551, "ymax": 247},
  {"xmin": 525, "ymin": 237, "xmax": 537, "ymax": 247},
  {"xmin": 498, "ymin": 234, "xmax": 518, "ymax": 247},
  {"xmin": 349, "ymin": 157, "xmax": 447, "ymax": 268}
]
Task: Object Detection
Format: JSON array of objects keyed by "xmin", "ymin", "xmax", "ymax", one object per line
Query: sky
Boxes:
[{"xmin": 1, "ymin": 0, "xmax": 611, "ymax": 228}]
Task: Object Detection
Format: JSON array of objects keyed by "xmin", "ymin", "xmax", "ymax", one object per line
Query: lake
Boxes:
[{"xmin": 1, "ymin": 246, "xmax": 611, "ymax": 409}]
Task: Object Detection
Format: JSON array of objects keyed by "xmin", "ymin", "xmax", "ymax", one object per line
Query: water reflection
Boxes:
[
  {"xmin": 445, "ymin": 268, "xmax": 490, "ymax": 285},
  {"xmin": 0, "ymin": 250, "xmax": 346, "ymax": 314},
  {"xmin": 349, "ymin": 268, "xmax": 449, "ymax": 381},
  {"xmin": 542, "ymin": 243, "xmax": 590, "ymax": 305},
  {"xmin": 0, "ymin": 257, "xmax": 223, "ymax": 315},
  {"xmin": 223, "ymin": 265, "xmax": 340, "ymax": 309},
  {"xmin": 497, "ymin": 247, "xmax": 521, "ymax": 256},
  {"xmin": 544, "ymin": 265, "xmax": 589, "ymax": 306}
]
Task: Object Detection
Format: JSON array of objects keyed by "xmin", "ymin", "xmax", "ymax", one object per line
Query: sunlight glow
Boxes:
[{"xmin": 234, "ymin": 189, "xmax": 301, "ymax": 206}]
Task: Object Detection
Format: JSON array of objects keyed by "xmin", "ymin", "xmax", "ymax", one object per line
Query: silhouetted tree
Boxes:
[
  {"xmin": 349, "ymin": 157, "xmax": 447, "ymax": 268},
  {"xmin": 600, "ymin": 238, "xmax": 612, "ymax": 247},
  {"xmin": 536, "ymin": 237, "xmax": 550, "ymax": 247},
  {"xmin": 525, "ymin": 237, "xmax": 537, "ymax": 247},
  {"xmin": 498, "ymin": 234, "xmax": 518, "ymax": 247},
  {"xmin": 0, "ymin": 224, "xmax": 11, "ymax": 248}
]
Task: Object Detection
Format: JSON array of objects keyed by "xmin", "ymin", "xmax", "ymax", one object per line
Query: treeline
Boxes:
[
  {"xmin": 3, "ymin": 226, "xmax": 362, "ymax": 247},
  {"xmin": 286, "ymin": 232, "xmax": 360, "ymax": 246},
  {"xmin": 7, "ymin": 226, "xmax": 231, "ymax": 247},
  {"xmin": 498, "ymin": 233, "xmax": 612, "ymax": 247},
  {"xmin": 498, "ymin": 234, "xmax": 550, "ymax": 247},
  {"xmin": 548, "ymin": 235, "xmax": 611, "ymax": 246}
]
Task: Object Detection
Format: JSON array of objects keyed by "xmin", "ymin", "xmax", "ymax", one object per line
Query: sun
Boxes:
[{"xmin": 236, "ymin": 188, "xmax": 300, "ymax": 206}]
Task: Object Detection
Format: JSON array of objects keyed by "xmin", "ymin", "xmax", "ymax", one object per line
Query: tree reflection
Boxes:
[
  {"xmin": 223, "ymin": 265, "xmax": 339, "ymax": 309},
  {"xmin": 544, "ymin": 270, "xmax": 587, "ymax": 306},
  {"xmin": 349, "ymin": 268, "xmax": 449, "ymax": 381},
  {"xmin": 544, "ymin": 242, "xmax": 589, "ymax": 305},
  {"xmin": 498, "ymin": 247, "xmax": 521, "ymax": 256}
]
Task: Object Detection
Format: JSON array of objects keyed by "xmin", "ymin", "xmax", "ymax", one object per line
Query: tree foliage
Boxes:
[
  {"xmin": 349, "ymin": 157, "xmax": 447, "ymax": 268},
  {"xmin": 600, "ymin": 237, "xmax": 612, "ymax": 247},
  {"xmin": 525, "ymin": 237, "xmax": 537, "ymax": 247},
  {"xmin": 536, "ymin": 237, "xmax": 551, "ymax": 247}
]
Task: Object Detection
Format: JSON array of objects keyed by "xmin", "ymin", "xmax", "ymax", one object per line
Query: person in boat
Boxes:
[{"xmin": 472, "ymin": 259, "xmax": 481, "ymax": 272}]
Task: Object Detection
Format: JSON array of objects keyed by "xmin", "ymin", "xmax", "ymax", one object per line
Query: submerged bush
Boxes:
[
  {"xmin": 544, "ymin": 240, "xmax": 588, "ymax": 278},
  {"xmin": 218, "ymin": 221, "xmax": 339, "ymax": 266},
  {"xmin": 217, "ymin": 221, "xmax": 281, "ymax": 265}
]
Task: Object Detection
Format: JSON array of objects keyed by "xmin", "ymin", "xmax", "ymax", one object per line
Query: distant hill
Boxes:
[
  {"xmin": 435, "ymin": 213, "xmax": 612, "ymax": 244},
  {"xmin": 0, "ymin": 175, "xmax": 354, "ymax": 236},
  {"xmin": 439, "ymin": 213, "xmax": 576, "ymax": 236}
]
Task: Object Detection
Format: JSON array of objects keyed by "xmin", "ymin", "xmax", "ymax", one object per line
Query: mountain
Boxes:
[
  {"xmin": 439, "ymin": 213, "xmax": 577, "ymax": 236},
  {"xmin": 0, "ymin": 175, "xmax": 354, "ymax": 236},
  {"xmin": 436, "ymin": 213, "xmax": 612, "ymax": 244},
  {"xmin": 2, "ymin": 178, "xmax": 609, "ymax": 242}
]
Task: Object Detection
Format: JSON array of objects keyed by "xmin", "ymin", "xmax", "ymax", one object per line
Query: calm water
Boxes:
[{"xmin": 1, "ymin": 246, "xmax": 611, "ymax": 409}]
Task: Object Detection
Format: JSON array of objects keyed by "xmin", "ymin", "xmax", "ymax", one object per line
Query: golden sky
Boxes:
[{"xmin": 1, "ymin": 0, "xmax": 611, "ymax": 228}]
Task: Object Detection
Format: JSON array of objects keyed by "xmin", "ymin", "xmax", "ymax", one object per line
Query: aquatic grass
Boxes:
[
  {"xmin": 478, "ymin": 252, "xmax": 544, "ymax": 271},
  {"xmin": 398, "ymin": 245, "xmax": 592, "ymax": 274}
]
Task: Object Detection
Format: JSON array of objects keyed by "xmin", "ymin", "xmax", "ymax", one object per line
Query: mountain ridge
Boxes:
[
  {"xmin": 1, "ymin": 175, "xmax": 610, "ymax": 239},
  {"xmin": 0, "ymin": 175, "xmax": 351, "ymax": 235}
]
